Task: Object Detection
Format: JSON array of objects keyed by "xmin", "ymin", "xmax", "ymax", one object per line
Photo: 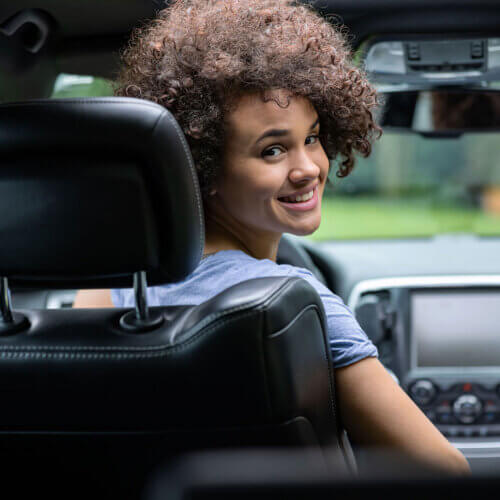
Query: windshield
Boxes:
[
  {"xmin": 311, "ymin": 132, "xmax": 500, "ymax": 240},
  {"xmin": 50, "ymin": 74, "xmax": 500, "ymax": 242},
  {"xmin": 52, "ymin": 74, "xmax": 113, "ymax": 98}
]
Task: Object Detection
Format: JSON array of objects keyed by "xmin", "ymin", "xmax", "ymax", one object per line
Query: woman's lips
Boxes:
[{"xmin": 277, "ymin": 186, "xmax": 319, "ymax": 212}]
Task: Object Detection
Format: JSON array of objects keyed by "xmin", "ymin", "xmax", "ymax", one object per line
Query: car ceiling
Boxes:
[
  {"xmin": 2, "ymin": 1, "xmax": 499, "ymax": 38},
  {"xmin": 0, "ymin": 0, "xmax": 499, "ymax": 98}
]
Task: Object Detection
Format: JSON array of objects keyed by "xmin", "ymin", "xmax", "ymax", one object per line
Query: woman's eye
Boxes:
[
  {"xmin": 305, "ymin": 134, "xmax": 319, "ymax": 145},
  {"xmin": 262, "ymin": 146, "xmax": 284, "ymax": 158}
]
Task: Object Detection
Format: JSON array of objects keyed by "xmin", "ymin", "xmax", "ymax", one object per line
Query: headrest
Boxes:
[{"xmin": 0, "ymin": 97, "xmax": 204, "ymax": 288}]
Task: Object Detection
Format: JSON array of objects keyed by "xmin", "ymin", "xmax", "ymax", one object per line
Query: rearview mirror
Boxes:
[{"xmin": 378, "ymin": 89, "xmax": 500, "ymax": 134}]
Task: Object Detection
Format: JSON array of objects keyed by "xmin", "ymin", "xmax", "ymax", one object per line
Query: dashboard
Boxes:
[
  {"xmin": 286, "ymin": 234, "xmax": 500, "ymax": 472},
  {"xmin": 349, "ymin": 276, "xmax": 500, "ymax": 435}
]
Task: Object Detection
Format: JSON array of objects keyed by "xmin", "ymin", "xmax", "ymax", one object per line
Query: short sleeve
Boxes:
[
  {"xmin": 283, "ymin": 266, "xmax": 378, "ymax": 368},
  {"xmin": 111, "ymin": 289, "xmax": 124, "ymax": 307}
]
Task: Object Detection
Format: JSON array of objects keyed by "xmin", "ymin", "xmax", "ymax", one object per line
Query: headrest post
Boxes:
[
  {"xmin": 0, "ymin": 277, "xmax": 13, "ymax": 324},
  {"xmin": 119, "ymin": 271, "xmax": 164, "ymax": 333},
  {"xmin": 0, "ymin": 277, "xmax": 29, "ymax": 335},
  {"xmin": 134, "ymin": 271, "xmax": 149, "ymax": 321}
]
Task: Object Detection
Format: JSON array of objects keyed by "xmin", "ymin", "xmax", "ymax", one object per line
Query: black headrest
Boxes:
[{"xmin": 0, "ymin": 97, "xmax": 204, "ymax": 288}]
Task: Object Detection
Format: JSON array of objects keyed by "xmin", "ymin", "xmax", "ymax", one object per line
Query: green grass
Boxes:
[
  {"xmin": 309, "ymin": 195, "xmax": 500, "ymax": 240},
  {"xmin": 52, "ymin": 77, "xmax": 114, "ymax": 99}
]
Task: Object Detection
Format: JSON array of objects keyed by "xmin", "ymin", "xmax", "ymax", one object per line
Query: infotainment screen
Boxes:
[{"xmin": 411, "ymin": 290, "xmax": 500, "ymax": 368}]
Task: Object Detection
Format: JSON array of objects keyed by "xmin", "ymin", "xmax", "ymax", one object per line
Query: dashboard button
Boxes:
[
  {"xmin": 490, "ymin": 426, "xmax": 500, "ymax": 436},
  {"xmin": 463, "ymin": 428, "xmax": 473, "ymax": 438},
  {"xmin": 410, "ymin": 380, "xmax": 437, "ymax": 405},
  {"xmin": 438, "ymin": 412, "xmax": 454, "ymax": 424},
  {"xmin": 479, "ymin": 427, "xmax": 488, "ymax": 437},
  {"xmin": 453, "ymin": 394, "xmax": 482, "ymax": 424},
  {"xmin": 484, "ymin": 412, "xmax": 497, "ymax": 423},
  {"xmin": 484, "ymin": 401, "xmax": 499, "ymax": 413}
]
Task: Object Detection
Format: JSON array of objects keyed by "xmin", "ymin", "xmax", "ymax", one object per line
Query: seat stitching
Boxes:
[
  {"xmin": 160, "ymin": 111, "xmax": 205, "ymax": 261},
  {"xmin": 264, "ymin": 281, "xmax": 337, "ymax": 426},
  {"xmin": 0, "ymin": 279, "xmax": 320, "ymax": 361},
  {"xmin": 0, "ymin": 280, "xmax": 294, "ymax": 352},
  {"xmin": 0, "ymin": 309, "xmax": 258, "ymax": 360}
]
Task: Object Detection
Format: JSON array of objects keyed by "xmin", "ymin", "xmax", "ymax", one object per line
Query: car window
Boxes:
[
  {"xmin": 51, "ymin": 73, "xmax": 114, "ymax": 99},
  {"xmin": 50, "ymin": 75, "xmax": 500, "ymax": 243},
  {"xmin": 311, "ymin": 132, "xmax": 500, "ymax": 240}
]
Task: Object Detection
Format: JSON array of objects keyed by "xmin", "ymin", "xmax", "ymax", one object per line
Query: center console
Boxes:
[{"xmin": 348, "ymin": 276, "xmax": 500, "ymax": 442}]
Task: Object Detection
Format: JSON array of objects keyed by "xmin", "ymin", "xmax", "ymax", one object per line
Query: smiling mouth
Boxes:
[
  {"xmin": 278, "ymin": 189, "xmax": 315, "ymax": 203},
  {"xmin": 277, "ymin": 186, "xmax": 319, "ymax": 211}
]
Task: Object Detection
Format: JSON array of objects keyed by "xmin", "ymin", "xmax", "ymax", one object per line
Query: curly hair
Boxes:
[{"xmin": 115, "ymin": 0, "xmax": 380, "ymax": 197}]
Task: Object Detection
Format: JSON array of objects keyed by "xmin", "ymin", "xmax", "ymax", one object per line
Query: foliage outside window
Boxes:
[{"xmin": 51, "ymin": 74, "xmax": 114, "ymax": 98}]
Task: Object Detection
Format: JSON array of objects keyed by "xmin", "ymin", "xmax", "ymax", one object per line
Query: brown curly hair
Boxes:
[{"xmin": 115, "ymin": 0, "xmax": 380, "ymax": 197}]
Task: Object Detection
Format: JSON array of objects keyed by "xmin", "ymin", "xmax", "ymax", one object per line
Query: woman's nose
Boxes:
[{"xmin": 288, "ymin": 151, "xmax": 321, "ymax": 184}]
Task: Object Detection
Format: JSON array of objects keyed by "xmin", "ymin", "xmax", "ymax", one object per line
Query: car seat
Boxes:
[{"xmin": 0, "ymin": 98, "xmax": 348, "ymax": 499}]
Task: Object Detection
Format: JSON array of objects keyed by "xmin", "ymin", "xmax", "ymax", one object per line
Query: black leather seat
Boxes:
[{"xmin": 0, "ymin": 98, "xmax": 346, "ymax": 499}]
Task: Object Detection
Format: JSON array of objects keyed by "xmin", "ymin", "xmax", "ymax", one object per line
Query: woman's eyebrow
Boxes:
[
  {"xmin": 310, "ymin": 116, "xmax": 320, "ymax": 129},
  {"xmin": 254, "ymin": 116, "xmax": 320, "ymax": 145},
  {"xmin": 254, "ymin": 127, "xmax": 288, "ymax": 145}
]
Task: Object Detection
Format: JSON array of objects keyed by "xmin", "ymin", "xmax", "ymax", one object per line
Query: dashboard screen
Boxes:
[{"xmin": 412, "ymin": 290, "xmax": 500, "ymax": 368}]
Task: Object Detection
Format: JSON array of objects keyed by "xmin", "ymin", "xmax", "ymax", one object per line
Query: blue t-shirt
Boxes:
[{"xmin": 111, "ymin": 250, "xmax": 378, "ymax": 368}]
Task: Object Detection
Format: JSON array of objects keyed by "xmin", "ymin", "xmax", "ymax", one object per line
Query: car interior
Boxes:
[{"xmin": 1, "ymin": 0, "xmax": 500, "ymax": 498}]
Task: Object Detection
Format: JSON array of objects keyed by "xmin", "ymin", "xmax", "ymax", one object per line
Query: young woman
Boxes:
[{"xmin": 74, "ymin": 0, "xmax": 469, "ymax": 474}]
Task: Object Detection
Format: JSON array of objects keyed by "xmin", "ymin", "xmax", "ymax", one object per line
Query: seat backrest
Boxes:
[
  {"xmin": 1, "ymin": 277, "xmax": 344, "ymax": 497},
  {"xmin": 0, "ymin": 99, "xmax": 344, "ymax": 499}
]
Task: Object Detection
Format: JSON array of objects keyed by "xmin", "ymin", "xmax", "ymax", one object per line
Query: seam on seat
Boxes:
[
  {"xmin": 267, "ymin": 304, "xmax": 339, "ymax": 439},
  {"xmin": 266, "ymin": 304, "xmax": 321, "ymax": 339},
  {"xmin": 0, "ymin": 308, "xmax": 259, "ymax": 360},
  {"xmin": 176, "ymin": 278, "xmax": 292, "ymax": 337},
  {"xmin": 0, "ymin": 301, "xmax": 321, "ymax": 424},
  {"xmin": 156, "ymin": 110, "xmax": 205, "ymax": 262},
  {"xmin": 312, "ymin": 303, "xmax": 337, "ymax": 430},
  {"xmin": 0, "ymin": 280, "xmax": 291, "ymax": 352},
  {"xmin": 0, "ymin": 279, "xmax": 291, "ymax": 353},
  {"xmin": 0, "ymin": 279, "xmax": 319, "ymax": 360}
]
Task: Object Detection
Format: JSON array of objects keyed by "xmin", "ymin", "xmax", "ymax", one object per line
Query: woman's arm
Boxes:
[
  {"xmin": 73, "ymin": 289, "xmax": 114, "ymax": 308},
  {"xmin": 335, "ymin": 357, "xmax": 470, "ymax": 475}
]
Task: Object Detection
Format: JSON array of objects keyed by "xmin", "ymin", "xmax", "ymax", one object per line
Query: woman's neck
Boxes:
[{"xmin": 203, "ymin": 213, "xmax": 281, "ymax": 261}]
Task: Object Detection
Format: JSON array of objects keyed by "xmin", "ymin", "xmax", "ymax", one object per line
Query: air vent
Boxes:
[{"xmin": 354, "ymin": 290, "xmax": 394, "ymax": 345}]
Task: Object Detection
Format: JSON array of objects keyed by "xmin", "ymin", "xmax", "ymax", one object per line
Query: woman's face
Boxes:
[{"xmin": 210, "ymin": 90, "xmax": 330, "ymax": 239}]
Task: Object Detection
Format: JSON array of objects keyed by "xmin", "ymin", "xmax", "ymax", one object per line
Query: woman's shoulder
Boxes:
[
  {"xmin": 203, "ymin": 250, "xmax": 324, "ymax": 287},
  {"xmin": 111, "ymin": 249, "xmax": 327, "ymax": 307},
  {"xmin": 204, "ymin": 249, "xmax": 305, "ymax": 275}
]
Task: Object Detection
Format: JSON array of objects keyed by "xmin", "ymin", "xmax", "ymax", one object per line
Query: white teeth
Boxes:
[{"xmin": 285, "ymin": 189, "xmax": 313, "ymax": 203}]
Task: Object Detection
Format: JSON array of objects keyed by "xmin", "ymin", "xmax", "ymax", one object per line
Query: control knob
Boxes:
[
  {"xmin": 453, "ymin": 394, "xmax": 482, "ymax": 424},
  {"xmin": 410, "ymin": 380, "xmax": 436, "ymax": 405}
]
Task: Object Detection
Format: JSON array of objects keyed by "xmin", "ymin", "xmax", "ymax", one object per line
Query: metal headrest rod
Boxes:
[
  {"xmin": 134, "ymin": 271, "xmax": 149, "ymax": 322},
  {"xmin": 0, "ymin": 277, "xmax": 29, "ymax": 335},
  {"xmin": 0, "ymin": 277, "xmax": 13, "ymax": 324},
  {"xmin": 119, "ymin": 271, "xmax": 164, "ymax": 333}
]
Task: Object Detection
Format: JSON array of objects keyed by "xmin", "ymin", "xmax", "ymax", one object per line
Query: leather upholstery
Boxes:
[
  {"xmin": 0, "ymin": 98, "xmax": 343, "ymax": 497},
  {"xmin": 0, "ymin": 98, "xmax": 204, "ymax": 287},
  {"xmin": 1, "ymin": 278, "xmax": 338, "ymax": 439},
  {"xmin": 1, "ymin": 277, "xmax": 342, "ymax": 497}
]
